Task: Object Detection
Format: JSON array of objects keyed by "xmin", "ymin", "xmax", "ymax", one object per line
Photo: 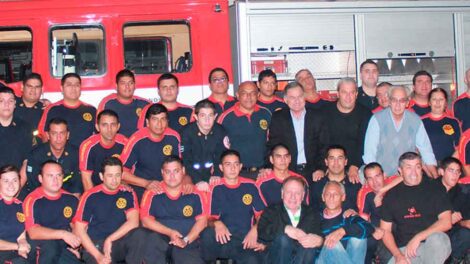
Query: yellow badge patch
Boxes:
[
  {"xmin": 16, "ymin": 212, "xmax": 25, "ymax": 223},
  {"xmin": 83, "ymin": 113, "xmax": 93, "ymax": 122},
  {"xmin": 136, "ymin": 107, "xmax": 142, "ymax": 117},
  {"xmin": 163, "ymin": 145, "xmax": 173, "ymax": 156},
  {"xmin": 116, "ymin": 198, "xmax": 127, "ymax": 209},
  {"xmin": 442, "ymin": 124, "xmax": 455, "ymax": 135},
  {"xmin": 63, "ymin": 206, "xmax": 73, "ymax": 218},
  {"xmin": 259, "ymin": 119, "xmax": 268, "ymax": 130},
  {"xmin": 183, "ymin": 205, "xmax": 193, "ymax": 217},
  {"xmin": 179, "ymin": 116, "xmax": 188, "ymax": 126},
  {"xmin": 242, "ymin": 194, "xmax": 253, "ymax": 205}
]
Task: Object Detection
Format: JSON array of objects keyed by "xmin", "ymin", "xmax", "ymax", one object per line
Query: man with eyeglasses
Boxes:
[
  {"xmin": 363, "ymin": 85, "xmax": 437, "ymax": 178},
  {"xmin": 206, "ymin": 68, "xmax": 237, "ymax": 115}
]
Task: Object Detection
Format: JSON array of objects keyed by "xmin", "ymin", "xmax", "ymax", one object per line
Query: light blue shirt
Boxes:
[
  {"xmin": 290, "ymin": 109, "xmax": 306, "ymax": 165},
  {"xmin": 363, "ymin": 109, "xmax": 437, "ymax": 174}
]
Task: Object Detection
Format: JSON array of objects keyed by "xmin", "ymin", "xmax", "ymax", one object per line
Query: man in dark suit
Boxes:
[
  {"xmin": 267, "ymin": 81, "xmax": 329, "ymax": 183},
  {"xmin": 258, "ymin": 176, "xmax": 323, "ymax": 264}
]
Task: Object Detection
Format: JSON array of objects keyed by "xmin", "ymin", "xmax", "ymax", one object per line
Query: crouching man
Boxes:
[{"xmin": 258, "ymin": 176, "xmax": 323, "ymax": 264}]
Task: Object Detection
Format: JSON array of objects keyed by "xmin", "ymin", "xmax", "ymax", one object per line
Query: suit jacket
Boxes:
[
  {"xmin": 257, "ymin": 203, "xmax": 322, "ymax": 245},
  {"xmin": 267, "ymin": 108, "xmax": 329, "ymax": 177}
]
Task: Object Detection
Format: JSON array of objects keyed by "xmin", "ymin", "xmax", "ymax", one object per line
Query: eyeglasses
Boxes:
[
  {"xmin": 390, "ymin": 98, "xmax": 408, "ymax": 104},
  {"xmin": 211, "ymin": 77, "xmax": 227, "ymax": 83}
]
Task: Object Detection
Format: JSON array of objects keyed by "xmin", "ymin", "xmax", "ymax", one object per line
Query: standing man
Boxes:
[
  {"xmin": 321, "ymin": 78, "xmax": 371, "ymax": 183},
  {"xmin": 408, "ymin": 70, "xmax": 433, "ymax": 116},
  {"xmin": 257, "ymin": 143, "xmax": 307, "ymax": 206},
  {"xmin": 201, "ymin": 150, "xmax": 265, "ymax": 263},
  {"xmin": 363, "ymin": 85, "xmax": 438, "ymax": 178},
  {"xmin": 218, "ymin": 81, "xmax": 271, "ymax": 178},
  {"xmin": 380, "ymin": 152, "xmax": 452, "ymax": 264},
  {"xmin": 80, "ymin": 109, "xmax": 128, "ymax": 191},
  {"xmin": 267, "ymin": 81, "xmax": 329, "ymax": 183},
  {"xmin": 98, "ymin": 69, "xmax": 150, "ymax": 137},
  {"xmin": 138, "ymin": 73, "xmax": 193, "ymax": 133},
  {"xmin": 256, "ymin": 69, "xmax": 286, "ymax": 113},
  {"xmin": 14, "ymin": 73, "xmax": 44, "ymax": 133},
  {"xmin": 38, "ymin": 73, "xmax": 97, "ymax": 148},
  {"xmin": 258, "ymin": 176, "xmax": 323, "ymax": 264},
  {"xmin": 459, "ymin": 129, "xmax": 470, "ymax": 177},
  {"xmin": 121, "ymin": 104, "xmax": 181, "ymax": 199},
  {"xmin": 372, "ymin": 82, "xmax": 392, "ymax": 113},
  {"xmin": 357, "ymin": 59, "xmax": 380, "ymax": 110},
  {"xmin": 181, "ymin": 99, "xmax": 229, "ymax": 191},
  {"xmin": 207, "ymin": 68, "xmax": 237, "ymax": 115},
  {"xmin": 74, "ymin": 157, "xmax": 148, "ymax": 264},
  {"xmin": 141, "ymin": 156, "xmax": 207, "ymax": 264},
  {"xmin": 295, "ymin": 69, "xmax": 331, "ymax": 110},
  {"xmin": 0, "ymin": 86, "xmax": 34, "ymax": 169},
  {"xmin": 23, "ymin": 161, "xmax": 81, "ymax": 264},
  {"xmin": 453, "ymin": 68, "xmax": 470, "ymax": 132},
  {"xmin": 21, "ymin": 118, "xmax": 81, "ymax": 197}
]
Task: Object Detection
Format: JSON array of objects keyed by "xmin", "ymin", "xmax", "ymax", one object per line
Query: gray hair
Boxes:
[
  {"xmin": 388, "ymin": 85, "xmax": 411, "ymax": 100},
  {"xmin": 322, "ymin": 180, "xmax": 346, "ymax": 196},
  {"xmin": 336, "ymin": 77, "xmax": 357, "ymax": 92}
]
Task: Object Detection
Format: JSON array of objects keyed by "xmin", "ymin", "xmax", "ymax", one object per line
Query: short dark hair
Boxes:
[
  {"xmin": 116, "ymin": 69, "xmax": 135, "ymax": 84},
  {"xmin": 23, "ymin": 72, "xmax": 43, "ymax": 86},
  {"xmin": 440, "ymin": 157, "xmax": 462, "ymax": 171},
  {"xmin": 162, "ymin": 155, "xmax": 184, "ymax": 168},
  {"xmin": 145, "ymin": 103, "xmax": 168, "ymax": 120},
  {"xmin": 412, "ymin": 70, "xmax": 433, "ymax": 85},
  {"xmin": 269, "ymin": 143, "xmax": 290, "ymax": 157},
  {"xmin": 398, "ymin": 152, "xmax": 422, "ymax": 167},
  {"xmin": 98, "ymin": 109, "xmax": 120, "ymax": 123},
  {"xmin": 0, "ymin": 165, "xmax": 19, "ymax": 180},
  {"xmin": 220, "ymin": 149, "xmax": 240, "ymax": 163},
  {"xmin": 325, "ymin": 144, "xmax": 348, "ymax": 159},
  {"xmin": 0, "ymin": 86, "xmax": 15, "ymax": 97},
  {"xmin": 61, "ymin": 73, "xmax": 81, "ymax": 86},
  {"xmin": 194, "ymin": 99, "xmax": 216, "ymax": 115},
  {"xmin": 158, "ymin": 73, "xmax": 179, "ymax": 88},
  {"xmin": 101, "ymin": 156, "xmax": 123, "ymax": 174},
  {"xmin": 281, "ymin": 176, "xmax": 307, "ymax": 191},
  {"xmin": 40, "ymin": 160, "xmax": 63, "ymax": 175},
  {"xmin": 283, "ymin": 81, "xmax": 304, "ymax": 95},
  {"xmin": 364, "ymin": 162, "xmax": 384, "ymax": 175},
  {"xmin": 48, "ymin": 118, "xmax": 68, "ymax": 131},
  {"xmin": 209, "ymin": 67, "xmax": 229, "ymax": 83},
  {"xmin": 258, "ymin": 69, "xmax": 277, "ymax": 82},
  {"xmin": 428, "ymin": 87, "xmax": 448, "ymax": 102},
  {"xmin": 360, "ymin": 59, "xmax": 378, "ymax": 71}
]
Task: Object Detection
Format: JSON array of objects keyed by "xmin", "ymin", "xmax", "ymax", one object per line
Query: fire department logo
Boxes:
[
  {"xmin": 259, "ymin": 119, "xmax": 268, "ymax": 130},
  {"xmin": 83, "ymin": 113, "xmax": 93, "ymax": 122},
  {"xmin": 442, "ymin": 124, "xmax": 455, "ymax": 135},
  {"xmin": 136, "ymin": 107, "xmax": 142, "ymax": 117},
  {"xmin": 178, "ymin": 116, "xmax": 188, "ymax": 126},
  {"xmin": 63, "ymin": 206, "xmax": 73, "ymax": 218},
  {"xmin": 242, "ymin": 194, "xmax": 253, "ymax": 205},
  {"xmin": 182, "ymin": 205, "xmax": 193, "ymax": 217},
  {"xmin": 16, "ymin": 212, "xmax": 25, "ymax": 223},
  {"xmin": 163, "ymin": 145, "xmax": 173, "ymax": 156},
  {"xmin": 116, "ymin": 198, "xmax": 127, "ymax": 209},
  {"xmin": 223, "ymin": 136, "xmax": 231, "ymax": 149}
]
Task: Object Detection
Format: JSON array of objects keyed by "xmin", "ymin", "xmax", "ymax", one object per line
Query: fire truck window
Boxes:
[
  {"xmin": 0, "ymin": 28, "xmax": 32, "ymax": 83},
  {"xmin": 123, "ymin": 22, "xmax": 191, "ymax": 74},
  {"xmin": 50, "ymin": 26, "xmax": 105, "ymax": 77}
]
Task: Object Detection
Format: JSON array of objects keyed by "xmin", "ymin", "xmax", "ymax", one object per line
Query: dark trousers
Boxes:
[
  {"xmin": 365, "ymin": 237, "xmax": 378, "ymax": 264},
  {"xmin": 200, "ymin": 227, "xmax": 263, "ymax": 264},
  {"xmin": 0, "ymin": 251, "xmax": 28, "ymax": 264},
  {"xmin": 27, "ymin": 239, "xmax": 81, "ymax": 264},
  {"xmin": 267, "ymin": 234, "xmax": 317, "ymax": 264},
  {"xmin": 81, "ymin": 228, "xmax": 149, "ymax": 264},
  {"xmin": 144, "ymin": 231, "xmax": 204, "ymax": 264},
  {"xmin": 450, "ymin": 226, "xmax": 470, "ymax": 258}
]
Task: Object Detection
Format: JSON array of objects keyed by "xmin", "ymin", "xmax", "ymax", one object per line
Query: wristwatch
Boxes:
[{"xmin": 183, "ymin": 236, "xmax": 189, "ymax": 245}]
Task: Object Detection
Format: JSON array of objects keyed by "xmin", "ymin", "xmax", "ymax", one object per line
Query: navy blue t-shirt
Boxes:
[
  {"xmin": 408, "ymin": 99, "xmax": 431, "ymax": 117},
  {"xmin": 15, "ymin": 96, "xmax": 43, "ymax": 132},
  {"xmin": 207, "ymin": 95, "xmax": 237, "ymax": 115},
  {"xmin": 257, "ymin": 97, "xmax": 287, "ymax": 114},
  {"xmin": 74, "ymin": 184, "xmax": 138, "ymax": 241},
  {"xmin": 209, "ymin": 177, "xmax": 265, "ymax": 237},
  {"xmin": 0, "ymin": 198, "xmax": 24, "ymax": 243},
  {"xmin": 138, "ymin": 102, "xmax": 193, "ymax": 134},
  {"xmin": 305, "ymin": 97, "xmax": 332, "ymax": 111},
  {"xmin": 256, "ymin": 171, "xmax": 308, "ymax": 206},
  {"xmin": 453, "ymin": 93, "xmax": 470, "ymax": 132},
  {"xmin": 98, "ymin": 94, "xmax": 150, "ymax": 137},
  {"xmin": 421, "ymin": 114, "xmax": 461, "ymax": 162}
]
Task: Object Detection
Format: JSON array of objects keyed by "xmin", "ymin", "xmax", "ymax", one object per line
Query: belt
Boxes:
[{"xmin": 296, "ymin": 163, "xmax": 307, "ymax": 170}]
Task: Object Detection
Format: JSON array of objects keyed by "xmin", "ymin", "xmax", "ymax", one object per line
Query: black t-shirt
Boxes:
[{"xmin": 381, "ymin": 179, "xmax": 452, "ymax": 247}]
